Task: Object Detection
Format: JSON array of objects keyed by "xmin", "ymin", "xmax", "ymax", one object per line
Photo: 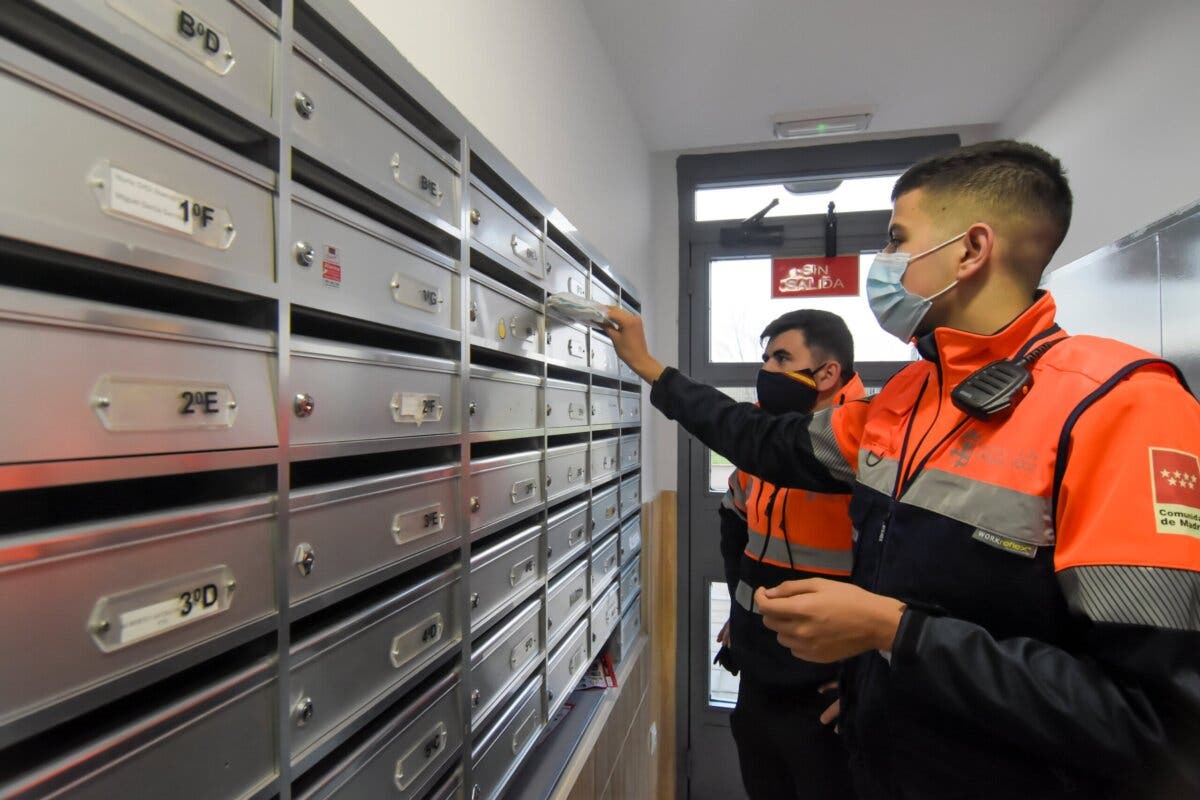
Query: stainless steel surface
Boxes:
[
  {"xmin": 544, "ymin": 442, "xmax": 588, "ymax": 505},
  {"xmin": 545, "ymin": 556, "xmax": 589, "ymax": 650},
  {"xmin": 589, "ymin": 385, "xmax": 621, "ymax": 426},
  {"xmin": 467, "ymin": 451, "xmax": 544, "ymax": 535},
  {"xmin": 469, "ymin": 183, "xmax": 545, "ymax": 283},
  {"xmin": 612, "ymin": 593, "xmax": 642, "ymax": 663},
  {"xmin": 1, "ymin": 659, "xmax": 278, "ymax": 800},
  {"xmin": 544, "ymin": 378, "xmax": 590, "ymax": 430},
  {"xmin": 545, "ymin": 617, "xmax": 589, "ymax": 717},
  {"xmin": 619, "ymin": 515, "xmax": 642, "ymax": 566},
  {"xmin": 467, "ymin": 366, "xmax": 542, "ymax": 433},
  {"xmin": 468, "ymin": 524, "xmax": 543, "ymax": 631},
  {"xmin": 2, "ymin": 1, "xmax": 651, "ymax": 793},
  {"xmin": 0, "ymin": 496, "xmax": 275, "ymax": 734},
  {"xmin": 544, "ymin": 317, "xmax": 589, "ymax": 369},
  {"xmin": 589, "ymin": 438, "xmax": 619, "ymax": 484},
  {"xmin": 289, "ymin": 566, "xmax": 462, "ymax": 763},
  {"xmin": 0, "ymin": 57, "xmax": 275, "ymax": 289},
  {"xmin": 543, "ymin": 244, "xmax": 588, "ymax": 299},
  {"xmin": 33, "ymin": 0, "xmax": 277, "ymax": 127},
  {"xmin": 467, "ymin": 277, "xmax": 544, "ymax": 360},
  {"xmin": 289, "ymin": 46, "xmax": 460, "ymax": 230},
  {"xmin": 619, "ymin": 555, "xmax": 642, "ymax": 611},
  {"xmin": 468, "ymin": 597, "xmax": 542, "ymax": 728},
  {"xmin": 294, "ymin": 670, "xmax": 462, "ymax": 800},
  {"xmin": 289, "ymin": 337, "xmax": 460, "ymax": 445},
  {"xmin": 590, "ymin": 484, "xmax": 621, "ymax": 541},
  {"xmin": 288, "ymin": 464, "xmax": 461, "ymax": 606},
  {"xmin": 588, "ymin": 280, "xmax": 618, "ymax": 309},
  {"xmin": 619, "ymin": 434, "xmax": 641, "ymax": 472},
  {"xmin": 620, "ymin": 389, "xmax": 642, "ymax": 424},
  {"xmin": 1156, "ymin": 212, "xmax": 1200, "ymax": 391},
  {"xmin": 588, "ymin": 331, "xmax": 619, "ymax": 377},
  {"xmin": 468, "ymin": 673, "xmax": 543, "ymax": 800},
  {"xmin": 619, "ymin": 476, "xmax": 641, "ymax": 519},
  {"xmin": 588, "ymin": 533, "xmax": 620, "ymax": 598},
  {"xmin": 588, "ymin": 581, "xmax": 621, "ymax": 651},
  {"xmin": 290, "ymin": 192, "xmax": 458, "ymax": 337},
  {"xmin": 1044, "ymin": 235, "xmax": 1161, "ymax": 355},
  {"xmin": 545, "ymin": 500, "xmax": 590, "ymax": 578}
]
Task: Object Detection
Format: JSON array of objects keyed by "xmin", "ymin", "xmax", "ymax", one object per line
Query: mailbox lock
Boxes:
[
  {"xmin": 294, "ymin": 91, "xmax": 315, "ymax": 119},
  {"xmin": 294, "ymin": 241, "xmax": 315, "ymax": 267},
  {"xmin": 294, "ymin": 543, "xmax": 316, "ymax": 577},
  {"xmin": 293, "ymin": 697, "xmax": 315, "ymax": 727},
  {"xmin": 294, "ymin": 393, "xmax": 315, "ymax": 418}
]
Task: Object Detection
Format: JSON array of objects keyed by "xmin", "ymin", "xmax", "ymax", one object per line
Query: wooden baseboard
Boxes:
[{"xmin": 647, "ymin": 490, "xmax": 678, "ymax": 800}]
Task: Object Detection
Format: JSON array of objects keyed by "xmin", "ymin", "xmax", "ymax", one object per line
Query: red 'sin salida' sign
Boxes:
[{"xmin": 771, "ymin": 255, "xmax": 859, "ymax": 298}]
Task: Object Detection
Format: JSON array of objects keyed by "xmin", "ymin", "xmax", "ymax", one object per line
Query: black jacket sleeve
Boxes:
[
  {"xmin": 650, "ymin": 367, "xmax": 851, "ymax": 492},
  {"xmin": 890, "ymin": 610, "xmax": 1200, "ymax": 796},
  {"xmin": 718, "ymin": 504, "xmax": 747, "ymax": 600}
]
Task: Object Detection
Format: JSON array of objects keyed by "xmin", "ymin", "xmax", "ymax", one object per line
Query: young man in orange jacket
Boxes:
[
  {"xmin": 606, "ymin": 141, "xmax": 1200, "ymax": 799},
  {"xmin": 717, "ymin": 309, "xmax": 863, "ymax": 799}
]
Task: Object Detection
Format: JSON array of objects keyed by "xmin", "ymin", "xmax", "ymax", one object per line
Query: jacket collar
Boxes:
[
  {"xmin": 914, "ymin": 291, "xmax": 1060, "ymax": 386},
  {"xmin": 837, "ymin": 371, "xmax": 867, "ymax": 405}
]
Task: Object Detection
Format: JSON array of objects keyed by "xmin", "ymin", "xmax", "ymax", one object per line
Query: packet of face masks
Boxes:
[{"xmin": 545, "ymin": 292, "xmax": 619, "ymax": 330}]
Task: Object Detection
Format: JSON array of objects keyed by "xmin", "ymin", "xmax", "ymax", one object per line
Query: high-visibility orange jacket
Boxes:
[
  {"xmin": 653, "ymin": 291, "xmax": 1200, "ymax": 799},
  {"xmin": 720, "ymin": 375, "xmax": 864, "ymax": 687}
]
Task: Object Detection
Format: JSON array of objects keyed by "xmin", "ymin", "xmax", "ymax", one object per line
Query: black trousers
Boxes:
[{"xmin": 729, "ymin": 675, "xmax": 855, "ymax": 800}]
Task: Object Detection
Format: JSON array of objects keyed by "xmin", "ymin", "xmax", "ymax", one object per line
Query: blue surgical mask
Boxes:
[{"xmin": 866, "ymin": 232, "xmax": 967, "ymax": 342}]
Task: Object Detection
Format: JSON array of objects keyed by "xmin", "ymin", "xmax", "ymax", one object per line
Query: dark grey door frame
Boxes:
[{"xmin": 672, "ymin": 134, "xmax": 961, "ymax": 799}]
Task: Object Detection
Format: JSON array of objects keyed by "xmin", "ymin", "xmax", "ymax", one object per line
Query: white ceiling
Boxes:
[{"xmin": 581, "ymin": 0, "xmax": 1101, "ymax": 152}]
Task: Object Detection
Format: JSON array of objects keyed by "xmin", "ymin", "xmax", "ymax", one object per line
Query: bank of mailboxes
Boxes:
[{"xmin": 0, "ymin": 2, "xmax": 644, "ymax": 798}]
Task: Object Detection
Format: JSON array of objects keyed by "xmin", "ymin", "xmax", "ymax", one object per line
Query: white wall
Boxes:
[
  {"xmin": 1000, "ymin": 0, "xmax": 1200, "ymax": 269},
  {"xmin": 348, "ymin": 0, "xmax": 653, "ymax": 288}
]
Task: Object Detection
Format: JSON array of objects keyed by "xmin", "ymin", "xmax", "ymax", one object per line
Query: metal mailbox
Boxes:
[
  {"xmin": 544, "ymin": 378, "xmax": 590, "ymax": 430},
  {"xmin": 545, "ymin": 500, "xmax": 590, "ymax": 578},
  {"xmin": 468, "ymin": 598, "xmax": 542, "ymax": 728},
  {"xmin": 544, "ymin": 442, "xmax": 588, "ymax": 505},
  {"xmin": 0, "ymin": 287, "xmax": 277, "ymax": 464},
  {"xmin": 290, "ymin": 193, "xmax": 457, "ymax": 336},
  {"xmin": 289, "ymin": 337, "xmax": 459, "ymax": 446},
  {"xmin": 290, "ymin": 48, "xmax": 459, "ymax": 229},
  {"xmin": 468, "ymin": 523, "xmax": 542, "ymax": 631},
  {"xmin": 288, "ymin": 566, "xmax": 461, "ymax": 763},
  {"xmin": 288, "ymin": 464, "xmax": 461, "ymax": 607},
  {"xmin": 467, "ymin": 451, "xmax": 544, "ymax": 535},
  {"xmin": 468, "ymin": 366, "xmax": 542, "ymax": 434}
]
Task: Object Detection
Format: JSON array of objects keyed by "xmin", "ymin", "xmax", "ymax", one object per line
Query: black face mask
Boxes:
[{"xmin": 756, "ymin": 366, "xmax": 823, "ymax": 414}]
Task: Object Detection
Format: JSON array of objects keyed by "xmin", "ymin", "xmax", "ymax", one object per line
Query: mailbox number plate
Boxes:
[
  {"xmin": 91, "ymin": 374, "xmax": 237, "ymax": 432},
  {"xmin": 88, "ymin": 564, "xmax": 235, "ymax": 651},
  {"xmin": 108, "ymin": 0, "xmax": 236, "ymax": 76},
  {"xmin": 92, "ymin": 163, "xmax": 236, "ymax": 249}
]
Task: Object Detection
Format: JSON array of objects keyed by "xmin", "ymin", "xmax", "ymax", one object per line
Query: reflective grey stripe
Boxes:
[
  {"xmin": 809, "ymin": 407, "xmax": 855, "ymax": 484},
  {"xmin": 744, "ymin": 528, "xmax": 852, "ymax": 573},
  {"xmin": 903, "ymin": 468, "xmax": 1054, "ymax": 546},
  {"xmin": 725, "ymin": 471, "xmax": 748, "ymax": 512},
  {"xmin": 1059, "ymin": 565, "xmax": 1200, "ymax": 632},
  {"xmin": 720, "ymin": 488, "xmax": 746, "ymax": 520},
  {"xmin": 857, "ymin": 451, "xmax": 899, "ymax": 497},
  {"xmin": 735, "ymin": 580, "xmax": 759, "ymax": 613}
]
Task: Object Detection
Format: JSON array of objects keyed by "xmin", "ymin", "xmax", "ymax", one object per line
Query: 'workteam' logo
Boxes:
[{"xmin": 1150, "ymin": 448, "xmax": 1200, "ymax": 537}]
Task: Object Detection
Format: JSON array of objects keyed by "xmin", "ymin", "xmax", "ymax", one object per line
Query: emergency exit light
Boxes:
[{"xmin": 772, "ymin": 109, "xmax": 873, "ymax": 140}]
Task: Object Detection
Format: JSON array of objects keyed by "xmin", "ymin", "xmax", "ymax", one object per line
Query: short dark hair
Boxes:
[
  {"xmin": 892, "ymin": 140, "xmax": 1073, "ymax": 252},
  {"xmin": 760, "ymin": 309, "xmax": 854, "ymax": 382}
]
